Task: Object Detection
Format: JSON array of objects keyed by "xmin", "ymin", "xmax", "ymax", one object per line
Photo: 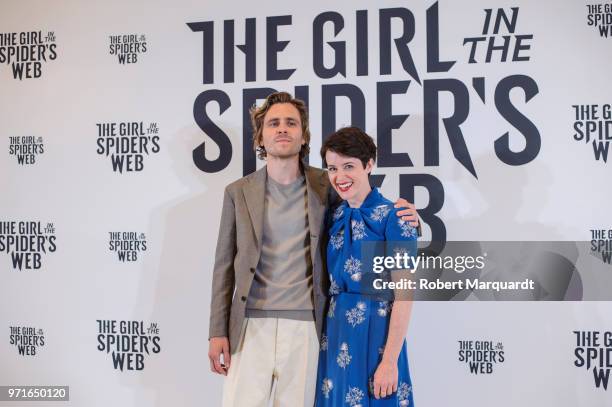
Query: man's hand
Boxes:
[
  {"xmin": 208, "ymin": 336, "xmax": 231, "ymax": 375},
  {"xmin": 394, "ymin": 198, "xmax": 420, "ymax": 228}
]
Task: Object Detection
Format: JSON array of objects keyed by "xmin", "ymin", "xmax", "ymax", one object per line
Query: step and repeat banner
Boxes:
[{"xmin": 1, "ymin": 0, "xmax": 611, "ymax": 406}]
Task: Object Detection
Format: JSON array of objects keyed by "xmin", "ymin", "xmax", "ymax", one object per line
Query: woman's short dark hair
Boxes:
[{"xmin": 320, "ymin": 127, "xmax": 376, "ymax": 168}]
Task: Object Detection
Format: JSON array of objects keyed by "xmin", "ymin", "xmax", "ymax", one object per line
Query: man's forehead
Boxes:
[{"xmin": 265, "ymin": 103, "xmax": 301, "ymax": 120}]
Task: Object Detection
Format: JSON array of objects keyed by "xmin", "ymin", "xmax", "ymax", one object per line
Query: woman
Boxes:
[{"xmin": 315, "ymin": 127, "xmax": 417, "ymax": 407}]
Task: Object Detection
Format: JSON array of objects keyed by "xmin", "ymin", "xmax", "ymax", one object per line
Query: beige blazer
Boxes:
[{"xmin": 209, "ymin": 164, "xmax": 331, "ymax": 353}]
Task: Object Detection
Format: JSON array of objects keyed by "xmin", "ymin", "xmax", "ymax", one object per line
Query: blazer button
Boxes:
[
  {"xmin": 241, "ymin": 296, "xmax": 247, "ymax": 302},
  {"xmin": 250, "ymin": 267, "xmax": 255, "ymax": 273}
]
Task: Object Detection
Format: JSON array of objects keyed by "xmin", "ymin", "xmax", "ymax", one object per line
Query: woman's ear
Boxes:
[{"xmin": 365, "ymin": 158, "xmax": 374, "ymax": 174}]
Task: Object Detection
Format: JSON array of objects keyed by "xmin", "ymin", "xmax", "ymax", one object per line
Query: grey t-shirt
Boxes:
[{"xmin": 246, "ymin": 174, "xmax": 314, "ymax": 320}]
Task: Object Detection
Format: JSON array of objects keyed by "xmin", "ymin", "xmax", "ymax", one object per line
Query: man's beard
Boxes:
[{"xmin": 267, "ymin": 146, "xmax": 301, "ymax": 160}]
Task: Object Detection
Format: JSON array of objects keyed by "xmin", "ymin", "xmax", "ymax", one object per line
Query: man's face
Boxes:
[{"xmin": 260, "ymin": 103, "xmax": 304, "ymax": 160}]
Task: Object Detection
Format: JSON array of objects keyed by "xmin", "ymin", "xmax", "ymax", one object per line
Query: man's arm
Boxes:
[
  {"xmin": 328, "ymin": 174, "xmax": 421, "ymax": 234},
  {"xmin": 208, "ymin": 186, "xmax": 237, "ymax": 375}
]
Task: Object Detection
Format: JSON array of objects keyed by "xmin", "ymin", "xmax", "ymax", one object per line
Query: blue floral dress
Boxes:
[{"xmin": 315, "ymin": 188, "xmax": 417, "ymax": 407}]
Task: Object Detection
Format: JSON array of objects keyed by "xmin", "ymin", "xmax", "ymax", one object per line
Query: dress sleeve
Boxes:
[
  {"xmin": 381, "ymin": 208, "xmax": 418, "ymax": 301},
  {"xmin": 384, "ymin": 208, "xmax": 418, "ymax": 270}
]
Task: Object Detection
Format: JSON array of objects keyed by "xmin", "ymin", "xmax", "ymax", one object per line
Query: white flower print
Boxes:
[
  {"xmin": 320, "ymin": 334, "xmax": 328, "ymax": 351},
  {"xmin": 329, "ymin": 275, "xmax": 340, "ymax": 296},
  {"xmin": 344, "ymin": 386, "xmax": 365, "ymax": 406},
  {"xmin": 336, "ymin": 342, "xmax": 352, "ymax": 368},
  {"xmin": 398, "ymin": 382, "xmax": 412, "ymax": 405},
  {"xmin": 377, "ymin": 301, "xmax": 391, "ymax": 317},
  {"xmin": 398, "ymin": 219, "xmax": 418, "ymax": 239},
  {"xmin": 328, "ymin": 297, "xmax": 336, "ymax": 318},
  {"xmin": 333, "ymin": 206, "xmax": 344, "ymax": 221},
  {"xmin": 346, "ymin": 302, "xmax": 366, "ymax": 327},
  {"xmin": 330, "ymin": 229, "xmax": 344, "ymax": 250},
  {"xmin": 370, "ymin": 204, "xmax": 391, "ymax": 222},
  {"xmin": 351, "ymin": 220, "xmax": 367, "ymax": 240},
  {"xmin": 393, "ymin": 246, "xmax": 408, "ymax": 257},
  {"xmin": 344, "ymin": 256, "xmax": 362, "ymax": 282},
  {"xmin": 321, "ymin": 378, "xmax": 333, "ymax": 398}
]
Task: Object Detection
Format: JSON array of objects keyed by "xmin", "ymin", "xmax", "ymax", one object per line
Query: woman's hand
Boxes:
[{"xmin": 372, "ymin": 359, "xmax": 398, "ymax": 399}]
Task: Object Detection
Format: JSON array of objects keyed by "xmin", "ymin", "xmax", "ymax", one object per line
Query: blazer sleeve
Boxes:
[{"xmin": 208, "ymin": 186, "xmax": 237, "ymax": 339}]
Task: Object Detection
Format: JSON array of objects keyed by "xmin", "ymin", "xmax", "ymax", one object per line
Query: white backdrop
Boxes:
[{"xmin": 1, "ymin": 0, "xmax": 611, "ymax": 406}]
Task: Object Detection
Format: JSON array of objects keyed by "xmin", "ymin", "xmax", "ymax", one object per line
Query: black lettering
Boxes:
[
  {"xmin": 376, "ymin": 80, "xmax": 412, "ymax": 167},
  {"xmin": 424, "ymin": 79, "xmax": 475, "ymax": 177},
  {"xmin": 321, "ymin": 84, "xmax": 365, "ymax": 141},
  {"xmin": 187, "ymin": 21, "xmax": 215, "ymax": 84},
  {"xmin": 192, "ymin": 89, "xmax": 233, "ymax": 173},
  {"xmin": 266, "ymin": 16, "xmax": 295, "ymax": 80},
  {"xmin": 313, "ymin": 12, "xmax": 346, "ymax": 79},
  {"xmin": 426, "ymin": 2, "xmax": 455, "ymax": 72},
  {"xmin": 356, "ymin": 10, "xmax": 368, "ymax": 76},
  {"xmin": 399, "ymin": 173, "xmax": 446, "ymax": 246},
  {"xmin": 494, "ymin": 75, "xmax": 540, "ymax": 166},
  {"xmin": 379, "ymin": 8, "xmax": 420, "ymax": 84}
]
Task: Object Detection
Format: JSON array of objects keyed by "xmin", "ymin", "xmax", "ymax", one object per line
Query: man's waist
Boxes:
[{"xmin": 245, "ymin": 309, "xmax": 314, "ymax": 321}]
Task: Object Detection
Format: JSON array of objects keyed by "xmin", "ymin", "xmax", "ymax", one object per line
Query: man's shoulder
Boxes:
[
  {"xmin": 303, "ymin": 165, "xmax": 329, "ymax": 184},
  {"xmin": 224, "ymin": 167, "xmax": 266, "ymax": 194},
  {"xmin": 305, "ymin": 165, "xmax": 326, "ymax": 176}
]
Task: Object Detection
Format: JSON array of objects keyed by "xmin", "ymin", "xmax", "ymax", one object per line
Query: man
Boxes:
[{"xmin": 208, "ymin": 92, "xmax": 420, "ymax": 406}]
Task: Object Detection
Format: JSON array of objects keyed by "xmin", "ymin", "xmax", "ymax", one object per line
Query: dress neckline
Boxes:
[{"xmin": 341, "ymin": 187, "xmax": 383, "ymax": 210}]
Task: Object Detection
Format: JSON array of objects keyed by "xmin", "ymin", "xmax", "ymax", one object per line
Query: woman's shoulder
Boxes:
[
  {"xmin": 373, "ymin": 192, "xmax": 397, "ymax": 214},
  {"xmin": 374, "ymin": 192, "xmax": 417, "ymax": 238}
]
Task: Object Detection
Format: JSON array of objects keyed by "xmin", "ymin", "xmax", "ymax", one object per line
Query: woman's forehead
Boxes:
[{"xmin": 325, "ymin": 150, "xmax": 360, "ymax": 164}]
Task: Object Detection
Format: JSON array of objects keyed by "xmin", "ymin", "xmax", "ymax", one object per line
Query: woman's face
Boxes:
[{"xmin": 325, "ymin": 150, "xmax": 373, "ymax": 207}]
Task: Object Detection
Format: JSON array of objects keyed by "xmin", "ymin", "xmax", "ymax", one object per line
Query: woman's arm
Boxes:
[
  {"xmin": 372, "ymin": 207, "xmax": 418, "ymax": 399},
  {"xmin": 372, "ymin": 297, "xmax": 413, "ymax": 399}
]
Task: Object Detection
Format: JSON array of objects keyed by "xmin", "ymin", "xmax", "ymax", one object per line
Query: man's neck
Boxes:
[{"xmin": 266, "ymin": 155, "xmax": 302, "ymax": 185}]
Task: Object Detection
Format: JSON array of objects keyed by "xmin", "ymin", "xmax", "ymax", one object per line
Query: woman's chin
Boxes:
[{"xmin": 334, "ymin": 189, "xmax": 348, "ymax": 201}]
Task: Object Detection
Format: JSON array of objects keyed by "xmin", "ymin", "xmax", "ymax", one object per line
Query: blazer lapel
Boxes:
[
  {"xmin": 243, "ymin": 166, "xmax": 267, "ymax": 254},
  {"xmin": 305, "ymin": 165, "xmax": 328, "ymax": 266}
]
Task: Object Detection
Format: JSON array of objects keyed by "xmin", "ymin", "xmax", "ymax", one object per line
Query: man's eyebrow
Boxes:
[{"xmin": 265, "ymin": 116, "xmax": 299, "ymax": 123}]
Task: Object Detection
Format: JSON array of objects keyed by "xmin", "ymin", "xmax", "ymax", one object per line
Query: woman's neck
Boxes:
[{"xmin": 347, "ymin": 186, "xmax": 372, "ymax": 208}]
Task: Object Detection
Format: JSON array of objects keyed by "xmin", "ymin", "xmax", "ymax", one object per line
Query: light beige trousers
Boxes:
[{"xmin": 222, "ymin": 317, "xmax": 319, "ymax": 407}]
